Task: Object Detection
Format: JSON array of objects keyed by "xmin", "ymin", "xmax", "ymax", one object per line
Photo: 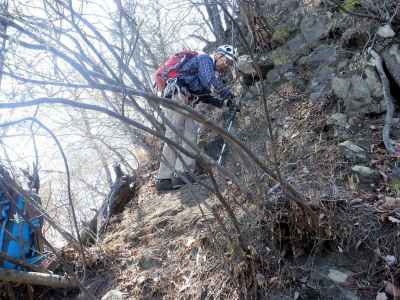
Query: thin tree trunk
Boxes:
[{"xmin": 204, "ymin": 0, "xmax": 225, "ymax": 42}]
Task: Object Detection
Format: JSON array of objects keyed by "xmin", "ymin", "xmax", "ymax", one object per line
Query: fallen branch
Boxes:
[
  {"xmin": 0, "ymin": 251, "xmax": 48, "ymax": 273},
  {"xmin": 369, "ymin": 48, "xmax": 398, "ymax": 155},
  {"xmin": 0, "ymin": 269, "xmax": 78, "ymax": 289}
]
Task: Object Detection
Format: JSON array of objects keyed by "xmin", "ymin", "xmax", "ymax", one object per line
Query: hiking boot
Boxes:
[
  {"xmin": 155, "ymin": 178, "xmax": 174, "ymax": 192},
  {"xmin": 172, "ymin": 173, "xmax": 196, "ymax": 188}
]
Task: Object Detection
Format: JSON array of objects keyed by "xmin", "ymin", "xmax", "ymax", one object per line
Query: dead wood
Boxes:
[
  {"xmin": 0, "ymin": 269, "xmax": 78, "ymax": 288},
  {"xmin": 370, "ymin": 48, "xmax": 398, "ymax": 154},
  {"xmin": 80, "ymin": 164, "xmax": 138, "ymax": 246},
  {"xmin": 0, "ymin": 251, "xmax": 48, "ymax": 273}
]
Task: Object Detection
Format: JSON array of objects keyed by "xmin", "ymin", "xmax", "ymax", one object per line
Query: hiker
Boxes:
[{"xmin": 155, "ymin": 45, "xmax": 239, "ymax": 191}]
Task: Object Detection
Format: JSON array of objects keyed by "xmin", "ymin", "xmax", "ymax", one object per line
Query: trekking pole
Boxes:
[{"xmin": 217, "ymin": 107, "xmax": 238, "ymax": 165}]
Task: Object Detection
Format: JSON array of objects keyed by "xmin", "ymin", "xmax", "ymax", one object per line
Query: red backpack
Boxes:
[{"xmin": 154, "ymin": 49, "xmax": 198, "ymax": 92}]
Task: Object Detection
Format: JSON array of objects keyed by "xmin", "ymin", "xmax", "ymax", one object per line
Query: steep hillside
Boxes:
[{"xmin": 67, "ymin": 1, "xmax": 400, "ymax": 300}]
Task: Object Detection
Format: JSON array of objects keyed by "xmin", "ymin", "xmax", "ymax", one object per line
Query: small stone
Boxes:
[
  {"xmin": 137, "ymin": 251, "xmax": 161, "ymax": 270},
  {"xmin": 327, "ymin": 269, "xmax": 349, "ymax": 284},
  {"xmin": 327, "ymin": 113, "xmax": 349, "ymax": 128},
  {"xmin": 376, "ymin": 292, "xmax": 389, "ymax": 300},
  {"xmin": 244, "ymin": 116, "xmax": 252, "ymax": 127},
  {"xmin": 339, "ymin": 141, "xmax": 368, "ymax": 163},
  {"xmin": 299, "ymin": 44, "xmax": 337, "ymax": 68},
  {"xmin": 377, "ymin": 24, "xmax": 396, "ymax": 38},
  {"xmin": 350, "ymin": 198, "xmax": 363, "ymax": 206},
  {"xmin": 101, "ymin": 290, "xmax": 124, "ymax": 300},
  {"xmin": 351, "ymin": 165, "xmax": 380, "ymax": 181},
  {"xmin": 237, "ymin": 55, "xmax": 255, "ymax": 75},
  {"xmin": 384, "ymin": 255, "xmax": 397, "ymax": 266},
  {"xmin": 237, "ymin": 54, "xmax": 274, "ymax": 76},
  {"xmin": 303, "ymin": 166, "xmax": 310, "ymax": 174}
]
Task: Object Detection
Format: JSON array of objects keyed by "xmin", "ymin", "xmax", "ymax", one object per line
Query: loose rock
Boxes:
[
  {"xmin": 102, "ymin": 290, "xmax": 124, "ymax": 300},
  {"xmin": 300, "ymin": 15, "xmax": 332, "ymax": 45},
  {"xmin": 339, "ymin": 141, "xmax": 368, "ymax": 163},
  {"xmin": 377, "ymin": 24, "xmax": 395, "ymax": 38},
  {"xmin": 351, "ymin": 165, "xmax": 380, "ymax": 181}
]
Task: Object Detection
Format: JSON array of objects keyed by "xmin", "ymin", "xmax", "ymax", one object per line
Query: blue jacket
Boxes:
[{"xmin": 177, "ymin": 54, "xmax": 233, "ymax": 101}]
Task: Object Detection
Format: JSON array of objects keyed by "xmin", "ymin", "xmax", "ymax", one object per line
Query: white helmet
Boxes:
[{"xmin": 216, "ymin": 45, "xmax": 238, "ymax": 62}]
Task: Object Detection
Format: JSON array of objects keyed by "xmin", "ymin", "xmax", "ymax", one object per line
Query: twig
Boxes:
[
  {"xmin": 389, "ymin": 2, "xmax": 400, "ymax": 25},
  {"xmin": 208, "ymin": 169, "xmax": 247, "ymax": 253}
]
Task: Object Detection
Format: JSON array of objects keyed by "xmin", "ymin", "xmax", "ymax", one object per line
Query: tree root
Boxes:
[{"xmin": 369, "ymin": 48, "xmax": 400, "ymax": 155}]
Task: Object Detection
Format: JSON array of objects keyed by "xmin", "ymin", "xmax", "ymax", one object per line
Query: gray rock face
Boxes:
[
  {"xmin": 269, "ymin": 47, "xmax": 292, "ymax": 66},
  {"xmin": 339, "ymin": 141, "xmax": 368, "ymax": 163},
  {"xmin": 287, "ymin": 35, "xmax": 311, "ymax": 59},
  {"xmin": 365, "ymin": 67, "xmax": 383, "ymax": 98},
  {"xmin": 347, "ymin": 75, "xmax": 385, "ymax": 115},
  {"xmin": 300, "ymin": 15, "xmax": 332, "ymax": 45},
  {"xmin": 299, "ymin": 44, "xmax": 337, "ymax": 68},
  {"xmin": 309, "ymin": 65, "xmax": 335, "ymax": 103},
  {"xmin": 332, "ymin": 77, "xmax": 351, "ymax": 99},
  {"xmin": 352, "ymin": 165, "xmax": 380, "ymax": 182},
  {"xmin": 327, "ymin": 113, "xmax": 351, "ymax": 140},
  {"xmin": 267, "ymin": 68, "xmax": 281, "ymax": 84},
  {"xmin": 286, "ymin": 7, "xmax": 306, "ymax": 29},
  {"xmin": 237, "ymin": 54, "xmax": 274, "ymax": 76},
  {"xmin": 238, "ymin": 55, "xmax": 255, "ymax": 75},
  {"xmin": 266, "ymin": 64, "xmax": 295, "ymax": 84},
  {"xmin": 101, "ymin": 290, "xmax": 124, "ymax": 300},
  {"xmin": 382, "ymin": 44, "xmax": 400, "ymax": 88},
  {"xmin": 267, "ymin": 0, "xmax": 300, "ymax": 16},
  {"xmin": 327, "ymin": 113, "xmax": 350, "ymax": 128},
  {"xmin": 332, "ymin": 69, "xmax": 385, "ymax": 115},
  {"xmin": 350, "ymin": 75, "xmax": 370, "ymax": 100},
  {"xmin": 307, "ymin": 265, "xmax": 360, "ymax": 300},
  {"xmin": 242, "ymin": 84, "xmax": 260, "ymax": 102}
]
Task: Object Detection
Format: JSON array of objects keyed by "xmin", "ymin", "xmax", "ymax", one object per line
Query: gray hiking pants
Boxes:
[{"xmin": 157, "ymin": 91, "xmax": 199, "ymax": 180}]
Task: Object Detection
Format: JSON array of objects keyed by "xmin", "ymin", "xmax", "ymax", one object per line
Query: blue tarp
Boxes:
[{"xmin": 0, "ymin": 192, "xmax": 43, "ymax": 270}]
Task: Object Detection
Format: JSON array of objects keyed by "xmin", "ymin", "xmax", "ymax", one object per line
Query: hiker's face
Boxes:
[{"xmin": 215, "ymin": 53, "xmax": 233, "ymax": 73}]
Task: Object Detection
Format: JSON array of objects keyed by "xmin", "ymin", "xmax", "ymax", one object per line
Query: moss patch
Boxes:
[
  {"xmin": 272, "ymin": 26, "xmax": 290, "ymax": 45},
  {"xmin": 270, "ymin": 48, "xmax": 290, "ymax": 65}
]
